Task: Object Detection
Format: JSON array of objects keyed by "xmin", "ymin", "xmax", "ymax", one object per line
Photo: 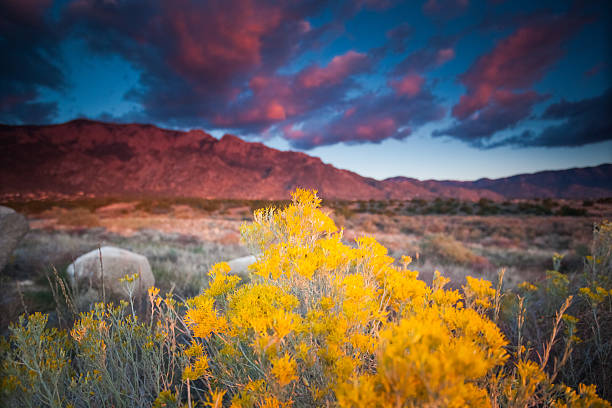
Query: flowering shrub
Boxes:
[
  {"xmin": 1, "ymin": 287, "xmax": 186, "ymax": 407},
  {"xmin": 514, "ymin": 220, "xmax": 612, "ymax": 401},
  {"xmin": 184, "ymin": 189, "xmax": 610, "ymax": 407},
  {"xmin": 1, "ymin": 190, "xmax": 609, "ymax": 407}
]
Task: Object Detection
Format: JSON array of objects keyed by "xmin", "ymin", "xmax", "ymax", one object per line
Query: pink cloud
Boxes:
[
  {"xmin": 453, "ymin": 15, "xmax": 585, "ymax": 119},
  {"xmin": 282, "ymin": 124, "xmax": 306, "ymax": 140},
  {"xmin": 298, "ymin": 50, "xmax": 369, "ymax": 88},
  {"xmin": 393, "ymin": 43, "xmax": 456, "ymax": 76},
  {"xmin": 355, "ymin": 117, "xmax": 397, "ymax": 141},
  {"xmin": 283, "ymin": 87, "xmax": 445, "ymax": 149},
  {"xmin": 265, "ymin": 101, "xmax": 286, "ymax": 120},
  {"xmin": 161, "ymin": 0, "xmax": 284, "ymax": 85},
  {"xmin": 249, "ymin": 75, "xmax": 272, "ymax": 92},
  {"xmin": 390, "ymin": 74, "xmax": 425, "ymax": 97},
  {"xmin": 344, "ymin": 107, "xmax": 357, "ymax": 117},
  {"xmin": 66, "ymin": 0, "xmax": 321, "ymax": 116},
  {"xmin": 214, "ymin": 49, "xmax": 370, "ymax": 129},
  {"xmin": 436, "ymin": 48, "xmax": 455, "ymax": 65}
]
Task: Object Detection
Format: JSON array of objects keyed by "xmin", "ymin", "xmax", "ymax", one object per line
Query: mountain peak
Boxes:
[{"xmin": 220, "ymin": 134, "xmax": 244, "ymax": 144}]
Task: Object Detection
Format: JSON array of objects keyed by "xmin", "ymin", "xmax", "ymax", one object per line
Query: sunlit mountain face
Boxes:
[{"xmin": 1, "ymin": 0, "xmax": 611, "ymax": 180}]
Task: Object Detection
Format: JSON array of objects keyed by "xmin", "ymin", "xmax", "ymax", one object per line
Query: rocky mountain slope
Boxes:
[{"xmin": 1, "ymin": 120, "xmax": 610, "ymax": 200}]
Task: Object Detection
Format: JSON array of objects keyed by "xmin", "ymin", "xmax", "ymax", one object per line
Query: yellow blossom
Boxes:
[{"xmin": 271, "ymin": 353, "xmax": 298, "ymax": 387}]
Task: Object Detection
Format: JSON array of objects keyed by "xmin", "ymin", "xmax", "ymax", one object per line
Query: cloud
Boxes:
[
  {"xmin": 452, "ymin": 14, "xmax": 585, "ymax": 120},
  {"xmin": 2, "ymin": 0, "xmax": 604, "ymax": 154},
  {"xmin": 393, "ymin": 35, "xmax": 456, "ymax": 75},
  {"xmin": 422, "ymin": 0, "xmax": 469, "ymax": 20},
  {"xmin": 385, "ymin": 22, "xmax": 412, "ymax": 53},
  {"xmin": 4, "ymin": 0, "xmax": 444, "ymax": 147},
  {"xmin": 432, "ymin": 11, "xmax": 588, "ymax": 148},
  {"xmin": 284, "ymin": 87, "xmax": 446, "ymax": 149},
  {"xmin": 213, "ymin": 50, "xmax": 372, "ymax": 130},
  {"xmin": 297, "ymin": 51, "xmax": 369, "ymax": 88},
  {"xmin": 389, "ymin": 74, "xmax": 425, "ymax": 97},
  {"xmin": 491, "ymin": 89, "xmax": 612, "ymax": 148},
  {"xmin": 0, "ymin": 0, "xmax": 64, "ymax": 124},
  {"xmin": 0, "ymin": 98, "xmax": 58, "ymax": 124},
  {"xmin": 433, "ymin": 90, "xmax": 546, "ymax": 145},
  {"xmin": 584, "ymin": 62, "xmax": 607, "ymax": 78},
  {"xmin": 66, "ymin": 0, "xmax": 331, "ymax": 126}
]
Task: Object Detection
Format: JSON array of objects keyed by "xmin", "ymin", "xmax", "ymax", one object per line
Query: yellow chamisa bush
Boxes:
[
  {"xmin": 1, "ymin": 290, "xmax": 187, "ymax": 407},
  {"xmin": 1, "ymin": 189, "xmax": 609, "ymax": 407},
  {"xmin": 184, "ymin": 189, "xmax": 611, "ymax": 407}
]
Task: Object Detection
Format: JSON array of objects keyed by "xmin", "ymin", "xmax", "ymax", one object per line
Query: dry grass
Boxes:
[
  {"xmin": 420, "ymin": 233, "xmax": 491, "ymax": 269},
  {"xmin": 56, "ymin": 208, "xmax": 101, "ymax": 228}
]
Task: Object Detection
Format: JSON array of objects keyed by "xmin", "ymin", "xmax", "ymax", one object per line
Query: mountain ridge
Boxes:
[{"xmin": 1, "ymin": 120, "xmax": 610, "ymax": 200}]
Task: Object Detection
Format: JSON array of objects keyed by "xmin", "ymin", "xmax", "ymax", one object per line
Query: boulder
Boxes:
[
  {"xmin": 67, "ymin": 246, "xmax": 155, "ymax": 299},
  {"xmin": 0, "ymin": 206, "xmax": 29, "ymax": 273},
  {"xmin": 226, "ymin": 255, "xmax": 256, "ymax": 280}
]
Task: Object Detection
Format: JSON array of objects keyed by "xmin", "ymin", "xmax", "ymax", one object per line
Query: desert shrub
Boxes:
[
  {"xmin": 174, "ymin": 197, "xmax": 222, "ymax": 213},
  {"xmin": 542, "ymin": 198, "xmax": 559, "ymax": 209},
  {"xmin": 411, "ymin": 198, "xmax": 427, "ymax": 207},
  {"xmin": 477, "ymin": 198, "xmax": 501, "ymax": 215},
  {"xmin": 424, "ymin": 197, "xmax": 460, "ymax": 214},
  {"xmin": 460, "ymin": 203, "xmax": 474, "ymax": 214},
  {"xmin": 517, "ymin": 201, "xmax": 553, "ymax": 216},
  {"xmin": 56, "ymin": 208, "xmax": 101, "ymax": 228},
  {"xmin": 512, "ymin": 220, "xmax": 612, "ymax": 400},
  {"xmin": 182, "ymin": 190, "xmax": 608, "ymax": 407},
  {"xmin": 332, "ymin": 204, "xmax": 354, "ymax": 220},
  {"xmin": 135, "ymin": 199, "xmax": 173, "ymax": 214},
  {"xmin": 1, "ymin": 286, "xmax": 186, "ymax": 407},
  {"xmin": 557, "ymin": 205, "xmax": 588, "ymax": 217},
  {"xmin": 420, "ymin": 233, "xmax": 490, "ymax": 269},
  {"xmin": 1, "ymin": 198, "xmax": 121, "ymax": 215},
  {"xmin": 2, "ymin": 190, "xmax": 610, "ymax": 407},
  {"xmin": 248, "ymin": 199, "xmax": 291, "ymax": 213}
]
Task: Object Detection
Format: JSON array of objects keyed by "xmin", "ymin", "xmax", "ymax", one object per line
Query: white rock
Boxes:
[
  {"xmin": 67, "ymin": 246, "xmax": 155, "ymax": 299},
  {"xmin": 0, "ymin": 206, "xmax": 29, "ymax": 273},
  {"xmin": 226, "ymin": 255, "xmax": 256, "ymax": 279}
]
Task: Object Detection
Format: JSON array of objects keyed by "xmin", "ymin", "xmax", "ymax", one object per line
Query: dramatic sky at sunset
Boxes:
[{"xmin": 1, "ymin": 0, "xmax": 611, "ymax": 180}]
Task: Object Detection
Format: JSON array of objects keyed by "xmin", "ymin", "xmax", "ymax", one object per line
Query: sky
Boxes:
[{"xmin": 1, "ymin": 0, "xmax": 611, "ymax": 181}]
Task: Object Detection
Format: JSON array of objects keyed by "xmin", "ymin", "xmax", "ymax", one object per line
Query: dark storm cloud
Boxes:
[
  {"xmin": 0, "ymin": 0, "xmax": 63, "ymax": 123},
  {"xmin": 490, "ymin": 89, "xmax": 612, "ymax": 148},
  {"xmin": 433, "ymin": 91, "xmax": 546, "ymax": 146}
]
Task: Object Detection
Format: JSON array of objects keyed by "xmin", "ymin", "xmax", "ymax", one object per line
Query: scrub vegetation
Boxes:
[{"xmin": 1, "ymin": 190, "xmax": 611, "ymax": 407}]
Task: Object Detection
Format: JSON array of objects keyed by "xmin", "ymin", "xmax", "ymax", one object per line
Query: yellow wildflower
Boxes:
[{"xmin": 271, "ymin": 353, "xmax": 298, "ymax": 387}]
